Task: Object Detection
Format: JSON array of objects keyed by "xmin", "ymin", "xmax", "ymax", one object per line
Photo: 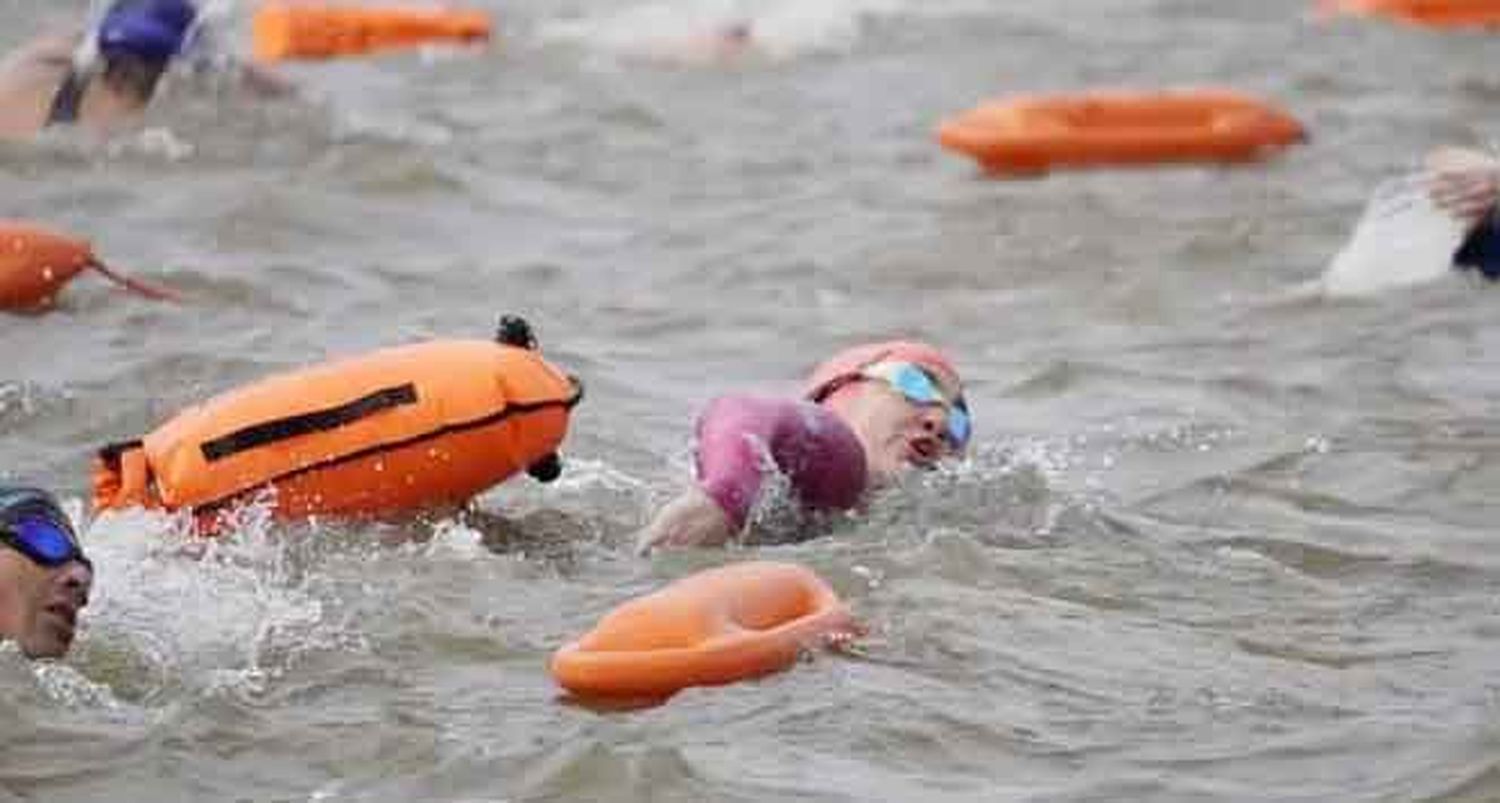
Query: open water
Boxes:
[{"xmin": 2, "ymin": 1, "xmax": 1500, "ymax": 800}]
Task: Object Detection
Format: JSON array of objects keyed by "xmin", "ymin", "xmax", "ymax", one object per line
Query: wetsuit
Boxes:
[
  {"xmin": 693, "ymin": 396, "xmax": 867, "ymax": 533},
  {"xmin": 1455, "ymin": 214, "xmax": 1500, "ymax": 280}
]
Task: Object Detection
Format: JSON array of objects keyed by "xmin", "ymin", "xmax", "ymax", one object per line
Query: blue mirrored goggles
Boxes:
[
  {"xmin": 861, "ymin": 362, "xmax": 971, "ymax": 450},
  {"xmin": 2, "ymin": 514, "xmax": 91, "ymax": 571}
]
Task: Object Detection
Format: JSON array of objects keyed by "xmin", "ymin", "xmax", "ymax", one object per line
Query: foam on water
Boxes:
[
  {"xmin": 534, "ymin": 0, "xmax": 920, "ymax": 64},
  {"xmin": 76, "ymin": 498, "xmax": 366, "ymax": 700},
  {"xmin": 1320, "ymin": 172, "xmax": 1469, "ymax": 298}
]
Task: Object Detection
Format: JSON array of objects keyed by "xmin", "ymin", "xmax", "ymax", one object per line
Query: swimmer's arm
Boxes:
[
  {"xmin": 635, "ymin": 486, "xmax": 735, "ymax": 555},
  {"xmin": 638, "ymin": 397, "xmax": 806, "ymax": 555},
  {"xmin": 6, "ymin": 29, "xmax": 84, "ymax": 64}
]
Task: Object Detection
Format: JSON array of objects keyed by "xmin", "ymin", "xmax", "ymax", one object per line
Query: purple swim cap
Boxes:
[{"xmin": 97, "ymin": 0, "xmax": 198, "ymax": 61}]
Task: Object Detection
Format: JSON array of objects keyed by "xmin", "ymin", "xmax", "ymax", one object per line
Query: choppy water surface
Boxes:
[{"xmin": 3, "ymin": 1, "xmax": 1500, "ymax": 800}]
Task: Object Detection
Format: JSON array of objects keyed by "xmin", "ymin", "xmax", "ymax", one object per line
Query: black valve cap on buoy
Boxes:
[
  {"xmin": 527, "ymin": 452, "xmax": 562, "ymax": 483},
  {"xmin": 496, "ymin": 314, "xmax": 538, "ymax": 350}
]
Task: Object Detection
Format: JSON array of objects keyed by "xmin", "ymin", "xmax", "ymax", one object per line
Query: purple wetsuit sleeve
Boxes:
[{"xmin": 694, "ymin": 396, "xmax": 868, "ymax": 531}]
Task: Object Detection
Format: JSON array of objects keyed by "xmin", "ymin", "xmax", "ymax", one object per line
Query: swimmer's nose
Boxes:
[
  {"xmin": 58, "ymin": 562, "xmax": 92, "ymax": 607},
  {"xmin": 918, "ymin": 408, "xmax": 948, "ymax": 436},
  {"xmin": 917, "ymin": 409, "xmax": 960, "ymax": 454}
]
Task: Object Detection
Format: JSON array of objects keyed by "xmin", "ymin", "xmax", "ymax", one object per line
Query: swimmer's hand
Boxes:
[
  {"xmin": 822, "ymin": 623, "xmax": 869, "ymax": 655},
  {"xmin": 1426, "ymin": 147, "xmax": 1500, "ymax": 229},
  {"xmin": 634, "ymin": 487, "xmax": 735, "ymax": 555}
]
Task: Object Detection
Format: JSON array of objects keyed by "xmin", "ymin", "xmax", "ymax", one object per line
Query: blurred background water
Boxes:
[{"xmin": 3, "ymin": 0, "xmax": 1500, "ymax": 800}]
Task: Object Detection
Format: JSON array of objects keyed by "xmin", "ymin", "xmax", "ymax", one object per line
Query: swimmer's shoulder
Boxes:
[
  {"xmin": 1, "ymin": 28, "xmax": 85, "ymax": 72},
  {"xmin": 0, "ymin": 28, "xmax": 84, "ymax": 137}
]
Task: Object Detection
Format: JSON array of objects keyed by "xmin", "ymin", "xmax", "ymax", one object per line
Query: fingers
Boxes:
[
  {"xmin": 635, "ymin": 489, "xmax": 735, "ymax": 556},
  {"xmin": 823, "ymin": 630, "xmax": 858, "ymax": 652},
  {"xmin": 822, "ymin": 619, "xmax": 874, "ymax": 655},
  {"xmin": 1432, "ymin": 178, "xmax": 1499, "ymax": 226},
  {"xmin": 633, "ymin": 515, "xmax": 678, "ymax": 555},
  {"xmin": 632, "ymin": 509, "xmax": 709, "ymax": 555},
  {"xmin": 633, "ymin": 527, "xmax": 663, "ymax": 556},
  {"xmin": 1426, "ymin": 161, "xmax": 1500, "ymax": 227}
]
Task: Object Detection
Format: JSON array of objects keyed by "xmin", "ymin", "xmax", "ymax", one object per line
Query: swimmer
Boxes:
[
  {"xmin": 0, "ymin": 0, "xmax": 291, "ymax": 140},
  {"xmin": 631, "ymin": 19, "xmax": 758, "ymax": 66},
  {"xmin": 635, "ymin": 340, "xmax": 971, "ymax": 554},
  {"xmin": 1427, "ymin": 146, "xmax": 1500, "ymax": 278},
  {"xmin": 0, "ymin": 488, "xmax": 92, "ymax": 659},
  {"xmin": 715, "ymin": 21, "xmax": 755, "ymax": 57}
]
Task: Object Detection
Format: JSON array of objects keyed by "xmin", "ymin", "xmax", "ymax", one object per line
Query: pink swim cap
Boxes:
[{"xmin": 803, "ymin": 340, "xmax": 960, "ymax": 401}]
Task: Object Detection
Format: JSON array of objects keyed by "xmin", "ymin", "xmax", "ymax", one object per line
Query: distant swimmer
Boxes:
[
  {"xmin": 714, "ymin": 21, "xmax": 755, "ymax": 57},
  {"xmin": 630, "ymin": 19, "xmax": 758, "ymax": 66},
  {"xmin": 635, "ymin": 340, "xmax": 972, "ymax": 554},
  {"xmin": 1427, "ymin": 146, "xmax": 1500, "ymax": 279},
  {"xmin": 0, "ymin": 487, "xmax": 92, "ymax": 660},
  {"xmin": 0, "ymin": 0, "xmax": 291, "ymax": 141}
]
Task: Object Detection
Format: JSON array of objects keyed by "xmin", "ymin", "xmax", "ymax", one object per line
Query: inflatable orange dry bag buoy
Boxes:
[
  {"xmin": 253, "ymin": 2, "xmax": 493, "ymax": 62},
  {"xmin": 551, "ymin": 562, "xmax": 860, "ymax": 701},
  {"xmin": 92, "ymin": 315, "xmax": 581, "ymax": 525},
  {"xmin": 1318, "ymin": 0, "xmax": 1500, "ymax": 26},
  {"xmin": 937, "ymin": 89, "xmax": 1306, "ymax": 176},
  {"xmin": 0, "ymin": 220, "xmax": 182, "ymax": 312}
]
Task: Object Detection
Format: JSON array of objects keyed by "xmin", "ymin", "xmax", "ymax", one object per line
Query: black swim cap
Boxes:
[{"xmin": 0, "ymin": 487, "xmax": 76, "ymax": 537}]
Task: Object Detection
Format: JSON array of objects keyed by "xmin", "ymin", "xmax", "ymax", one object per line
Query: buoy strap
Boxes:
[
  {"xmin": 200, "ymin": 382, "xmax": 418, "ymax": 462},
  {"xmin": 192, "ymin": 380, "xmax": 584, "ymax": 515},
  {"xmin": 198, "ymin": 373, "xmax": 582, "ymax": 467},
  {"xmin": 97, "ymin": 438, "xmax": 144, "ymax": 466}
]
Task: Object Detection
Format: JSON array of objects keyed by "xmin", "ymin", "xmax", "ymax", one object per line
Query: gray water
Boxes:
[{"xmin": 3, "ymin": 1, "xmax": 1500, "ymax": 800}]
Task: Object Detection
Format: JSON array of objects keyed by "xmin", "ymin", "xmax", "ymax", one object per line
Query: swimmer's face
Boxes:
[
  {"xmin": 721, "ymin": 22, "xmax": 752, "ymax": 43},
  {"xmin": 0, "ymin": 547, "xmax": 92, "ymax": 659},
  {"xmin": 840, "ymin": 364, "xmax": 967, "ymax": 480}
]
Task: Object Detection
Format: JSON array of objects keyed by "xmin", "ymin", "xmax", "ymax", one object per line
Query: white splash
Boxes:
[
  {"xmin": 1320, "ymin": 172, "xmax": 1469, "ymax": 297},
  {"xmin": 535, "ymin": 0, "xmax": 913, "ymax": 64},
  {"xmin": 80, "ymin": 500, "xmax": 362, "ymax": 695}
]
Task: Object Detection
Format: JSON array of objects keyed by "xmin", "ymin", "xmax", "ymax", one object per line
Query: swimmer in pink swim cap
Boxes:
[{"xmin": 636, "ymin": 340, "xmax": 971, "ymax": 554}]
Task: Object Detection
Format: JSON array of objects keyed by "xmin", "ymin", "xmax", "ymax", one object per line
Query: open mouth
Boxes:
[
  {"xmin": 45, "ymin": 602, "xmax": 79, "ymax": 634},
  {"xmin": 905, "ymin": 438, "xmax": 941, "ymax": 465}
]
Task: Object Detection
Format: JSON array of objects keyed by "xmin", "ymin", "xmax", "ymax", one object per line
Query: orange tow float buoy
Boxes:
[
  {"xmin": 92, "ymin": 316, "xmax": 582, "ymax": 527},
  {"xmin": 551, "ymin": 562, "xmax": 861, "ymax": 702},
  {"xmin": 1318, "ymin": 0, "xmax": 1500, "ymax": 27},
  {"xmin": 252, "ymin": 2, "xmax": 493, "ymax": 62},
  {"xmin": 937, "ymin": 89, "xmax": 1306, "ymax": 176},
  {"xmin": 0, "ymin": 220, "xmax": 182, "ymax": 312}
]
